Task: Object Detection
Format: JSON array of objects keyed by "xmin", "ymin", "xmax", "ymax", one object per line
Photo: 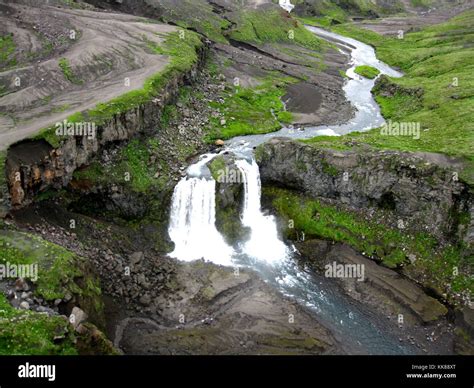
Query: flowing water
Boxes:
[
  {"xmin": 167, "ymin": 24, "xmax": 412, "ymax": 354},
  {"xmin": 228, "ymin": 26, "xmax": 403, "ymax": 153}
]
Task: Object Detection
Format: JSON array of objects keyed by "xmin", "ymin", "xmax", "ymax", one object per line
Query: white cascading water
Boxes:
[
  {"xmin": 235, "ymin": 159, "xmax": 290, "ymax": 263},
  {"xmin": 168, "ymin": 155, "xmax": 289, "ymax": 266},
  {"xmin": 168, "ymin": 176, "xmax": 235, "ymax": 266}
]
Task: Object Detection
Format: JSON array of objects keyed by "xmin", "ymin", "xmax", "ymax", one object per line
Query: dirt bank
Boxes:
[{"xmin": 0, "ymin": 0, "xmax": 177, "ymax": 150}]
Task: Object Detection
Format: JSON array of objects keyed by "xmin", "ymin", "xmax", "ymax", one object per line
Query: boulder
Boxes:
[{"xmin": 69, "ymin": 307, "xmax": 88, "ymax": 330}]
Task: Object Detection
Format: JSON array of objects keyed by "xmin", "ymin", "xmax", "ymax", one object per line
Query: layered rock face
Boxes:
[
  {"xmin": 256, "ymin": 137, "xmax": 473, "ymax": 245},
  {"xmin": 4, "ymin": 43, "xmax": 208, "ymax": 209}
]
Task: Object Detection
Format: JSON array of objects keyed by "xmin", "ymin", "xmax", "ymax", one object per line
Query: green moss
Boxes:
[
  {"xmin": 206, "ymin": 74, "xmax": 296, "ymax": 141},
  {"xmin": 0, "ymin": 229, "xmax": 108, "ymax": 355},
  {"xmin": 293, "ymin": 0, "xmax": 403, "ymax": 26},
  {"xmin": 321, "ymin": 159, "xmax": 339, "ymax": 176},
  {"xmin": 263, "ymin": 186, "xmax": 473, "ymax": 303},
  {"xmin": 0, "ymin": 230, "xmax": 102, "ymax": 308},
  {"xmin": 296, "ymin": 159, "xmax": 308, "ymax": 172},
  {"xmin": 258, "ymin": 333, "xmax": 323, "ymax": 351},
  {"xmin": 208, "ymin": 156, "xmax": 226, "ymax": 181},
  {"xmin": 0, "ymin": 34, "xmax": 16, "ymax": 70},
  {"xmin": 58, "ymin": 58, "xmax": 83, "ymax": 85},
  {"xmin": 354, "ymin": 65, "xmax": 380, "ymax": 79},
  {"xmin": 0, "ymin": 294, "xmax": 77, "ymax": 355},
  {"xmin": 74, "ymin": 139, "xmax": 155, "ymax": 193}
]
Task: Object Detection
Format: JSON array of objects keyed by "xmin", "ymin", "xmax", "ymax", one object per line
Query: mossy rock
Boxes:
[
  {"xmin": 0, "ymin": 294, "xmax": 77, "ymax": 355},
  {"xmin": 354, "ymin": 65, "xmax": 380, "ymax": 79},
  {"xmin": 207, "ymin": 155, "xmax": 250, "ymax": 245},
  {"xmin": 76, "ymin": 322, "xmax": 120, "ymax": 355},
  {"xmin": 0, "ymin": 230, "xmax": 105, "ymax": 328}
]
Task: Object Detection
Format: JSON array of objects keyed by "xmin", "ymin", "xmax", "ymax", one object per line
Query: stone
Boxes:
[
  {"xmin": 14, "ymin": 278, "xmax": 30, "ymax": 292},
  {"xmin": 69, "ymin": 307, "xmax": 88, "ymax": 329},
  {"xmin": 129, "ymin": 252, "xmax": 144, "ymax": 266},
  {"xmin": 19, "ymin": 301, "xmax": 30, "ymax": 310},
  {"xmin": 215, "ymin": 139, "xmax": 225, "ymax": 147},
  {"xmin": 139, "ymin": 294, "xmax": 151, "ymax": 306}
]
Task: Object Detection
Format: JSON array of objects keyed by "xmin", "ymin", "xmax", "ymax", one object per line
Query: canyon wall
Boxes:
[{"xmin": 256, "ymin": 137, "xmax": 473, "ymax": 247}]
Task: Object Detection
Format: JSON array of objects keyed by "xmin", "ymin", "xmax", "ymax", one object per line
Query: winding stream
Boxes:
[{"xmin": 168, "ymin": 25, "xmax": 412, "ymax": 354}]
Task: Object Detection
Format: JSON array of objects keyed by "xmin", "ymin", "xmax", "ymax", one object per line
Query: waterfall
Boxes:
[
  {"xmin": 279, "ymin": 0, "xmax": 295, "ymax": 13},
  {"xmin": 168, "ymin": 176, "xmax": 234, "ymax": 266},
  {"xmin": 236, "ymin": 159, "xmax": 290, "ymax": 264},
  {"xmin": 168, "ymin": 156, "xmax": 289, "ymax": 266}
]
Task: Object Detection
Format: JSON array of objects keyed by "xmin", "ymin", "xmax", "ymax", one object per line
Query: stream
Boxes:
[{"xmin": 167, "ymin": 24, "xmax": 412, "ymax": 355}]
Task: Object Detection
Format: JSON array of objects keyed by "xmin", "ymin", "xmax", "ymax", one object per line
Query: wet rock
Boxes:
[
  {"xmin": 454, "ymin": 307, "xmax": 474, "ymax": 355},
  {"xmin": 296, "ymin": 239, "xmax": 448, "ymax": 324}
]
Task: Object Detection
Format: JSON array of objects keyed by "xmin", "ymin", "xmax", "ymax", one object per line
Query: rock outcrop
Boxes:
[
  {"xmin": 207, "ymin": 154, "xmax": 248, "ymax": 245},
  {"xmin": 256, "ymin": 137, "xmax": 472, "ymax": 244},
  {"xmin": 296, "ymin": 239, "xmax": 448, "ymax": 324},
  {"xmin": 4, "ymin": 41, "xmax": 208, "ymax": 210}
]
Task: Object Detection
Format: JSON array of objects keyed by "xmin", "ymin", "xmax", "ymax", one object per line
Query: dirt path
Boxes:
[{"xmin": 0, "ymin": 2, "xmax": 176, "ymax": 150}]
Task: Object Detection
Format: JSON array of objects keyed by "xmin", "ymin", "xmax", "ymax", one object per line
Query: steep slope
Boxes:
[{"xmin": 0, "ymin": 0, "xmax": 181, "ymax": 150}]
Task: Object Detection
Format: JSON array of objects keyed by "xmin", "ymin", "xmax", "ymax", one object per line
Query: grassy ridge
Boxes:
[
  {"xmin": 305, "ymin": 10, "xmax": 474, "ymax": 183},
  {"xmin": 292, "ymin": 0, "xmax": 405, "ymax": 26},
  {"xmin": 0, "ymin": 230, "xmax": 104, "ymax": 355},
  {"xmin": 230, "ymin": 9, "xmax": 324, "ymax": 51},
  {"xmin": 0, "ymin": 230, "xmax": 102, "ymax": 303}
]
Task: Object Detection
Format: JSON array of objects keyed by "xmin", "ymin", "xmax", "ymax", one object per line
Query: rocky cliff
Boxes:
[
  {"xmin": 3, "ymin": 41, "xmax": 208, "ymax": 211},
  {"xmin": 256, "ymin": 137, "xmax": 473, "ymax": 246}
]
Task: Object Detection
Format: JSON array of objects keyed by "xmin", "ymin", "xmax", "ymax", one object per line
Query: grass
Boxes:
[
  {"xmin": 0, "ymin": 34, "xmax": 16, "ymax": 70},
  {"xmin": 34, "ymin": 30, "xmax": 203, "ymax": 147},
  {"xmin": 73, "ymin": 138, "xmax": 167, "ymax": 194},
  {"xmin": 205, "ymin": 74, "xmax": 297, "ymax": 141},
  {"xmin": 208, "ymin": 155, "xmax": 227, "ymax": 181},
  {"xmin": 0, "ymin": 230, "xmax": 102, "ymax": 303},
  {"xmin": 0, "ymin": 229, "xmax": 106, "ymax": 354},
  {"xmin": 58, "ymin": 58, "xmax": 83, "ymax": 85},
  {"xmin": 302, "ymin": 10, "xmax": 474, "ymax": 184},
  {"xmin": 174, "ymin": 17, "xmax": 231, "ymax": 44},
  {"xmin": 0, "ymin": 294, "xmax": 77, "ymax": 355},
  {"xmin": 157, "ymin": 0, "xmax": 231, "ymax": 43},
  {"xmin": 354, "ymin": 65, "xmax": 380, "ymax": 79},
  {"xmin": 292, "ymin": 0, "xmax": 404, "ymax": 23},
  {"xmin": 264, "ymin": 186, "xmax": 473, "ymax": 304},
  {"xmin": 230, "ymin": 9, "xmax": 324, "ymax": 51}
]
